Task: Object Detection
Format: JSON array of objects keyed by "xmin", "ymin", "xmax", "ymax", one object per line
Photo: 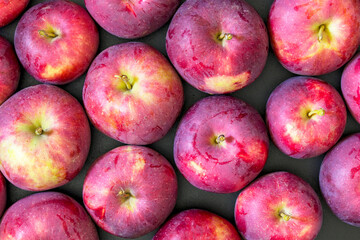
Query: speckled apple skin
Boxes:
[
  {"xmin": 85, "ymin": 0, "xmax": 180, "ymax": 39},
  {"xmin": 0, "ymin": 173, "xmax": 6, "ymax": 217},
  {"xmin": 83, "ymin": 42, "xmax": 183, "ymax": 145},
  {"xmin": 266, "ymin": 76, "xmax": 346, "ymax": 159},
  {"xmin": 83, "ymin": 145, "xmax": 177, "ymax": 239},
  {"xmin": 0, "ymin": 192, "xmax": 99, "ymax": 240},
  {"xmin": 235, "ymin": 172, "xmax": 323, "ymax": 240},
  {"xmin": 269, "ymin": 0, "xmax": 360, "ymax": 75},
  {"xmin": 0, "ymin": 36, "xmax": 20, "ymax": 105},
  {"xmin": 174, "ymin": 95, "xmax": 269, "ymax": 193},
  {"xmin": 14, "ymin": 0, "xmax": 99, "ymax": 84},
  {"xmin": 153, "ymin": 209, "xmax": 242, "ymax": 240},
  {"xmin": 0, "ymin": 0, "xmax": 29, "ymax": 27},
  {"xmin": 166, "ymin": 0, "xmax": 268, "ymax": 94},
  {"xmin": 319, "ymin": 133, "xmax": 360, "ymax": 227},
  {"xmin": 0, "ymin": 84, "xmax": 91, "ymax": 191}
]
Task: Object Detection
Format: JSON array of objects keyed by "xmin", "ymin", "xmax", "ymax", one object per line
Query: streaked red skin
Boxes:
[
  {"xmin": 0, "ymin": 174, "xmax": 6, "ymax": 217},
  {"xmin": 0, "ymin": 0, "xmax": 29, "ymax": 27},
  {"xmin": 83, "ymin": 42, "xmax": 183, "ymax": 145},
  {"xmin": 14, "ymin": 0, "xmax": 99, "ymax": 84},
  {"xmin": 269, "ymin": 0, "xmax": 360, "ymax": 75},
  {"xmin": 85, "ymin": 0, "xmax": 180, "ymax": 39},
  {"xmin": 319, "ymin": 133, "xmax": 360, "ymax": 227},
  {"xmin": 153, "ymin": 209, "xmax": 242, "ymax": 240},
  {"xmin": 0, "ymin": 36, "xmax": 19, "ymax": 105},
  {"xmin": 0, "ymin": 84, "xmax": 91, "ymax": 191},
  {"xmin": 0, "ymin": 192, "xmax": 99, "ymax": 240},
  {"xmin": 83, "ymin": 145, "xmax": 177, "ymax": 238},
  {"xmin": 266, "ymin": 76, "xmax": 346, "ymax": 159},
  {"xmin": 166, "ymin": 0, "xmax": 269, "ymax": 94},
  {"xmin": 235, "ymin": 172, "xmax": 323, "ymax": 240},
  {"xmin": 174, "ymin": 96, "xmax": 269, "ymax": 193}
]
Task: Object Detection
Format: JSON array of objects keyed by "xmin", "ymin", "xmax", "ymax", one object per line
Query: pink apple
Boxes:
[
  {"xmin": 319, "ymin": 133, "xmax": 360, "ymax": 227},
  {"xmin": 166, "ymin": 0, "xmax": 268, "ymax": 94},
  {"xmin": 0, "ymin": 192, "xmax": 99, "ymax": 240},
  {"xmin": 174, "ymin": 95, "xmax": 269, "ymax": 193},
  {"xmin": 0, "ymin": 173, "xmax": 6, "ymax": 217},
  {"xmin": 0, "ymin": 36, "xmax": 20, "ymax": 105},
  {"xmin": 0, "ymin": 0, "xmax": 29, "ymax": 27},
  {"xmin": 14, "ymin": 0, "xmax": 99, "ymax": 84},
  {"xmin": 83, "ymin": 145, "xmax": 177, "ymax": 238},
  {"xmin": 269, "ymin": 0, "xmax": 360, "ymax": 75},
  {"xmin": 235, "ymin": 172, "xmax": 323, "ymax": 240},
  {"xmin": 153, "ymin": 209, "xmax": 241, "ymax": 239},
  {"xmin": 83, "ymin": 42, "xmax": 183, "ymax": 145},
  {"xmin": 0, "ymin": 84, "xmax": 91, "ymax": 191},
  {"xmin": 85, "ymin": 0, "xmax": 180, "ymax": 39},
  {"xmin": 266, "ymin": 76, "xmax": 346, "ymax": 159}
]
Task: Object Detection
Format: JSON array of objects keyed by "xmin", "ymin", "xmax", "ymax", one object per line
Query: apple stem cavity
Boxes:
[
  {"xmin": 117, "ymin": 189, "xmax": 133, "ymax": 204},
  {"xmin": 215, "ymin": 134, "xmax": 226, "ymax": 144},
  {"xmin": 38, "ymin": 30, "xmax": 58, "ymax": 39},
  {"xmin": 307, "ymin": 108, "xmax": 325, "ymax": 118},
  {"xmin": 279, "ymin": 212, "xmax": 291, "ymax": 221},
  {"xmin": 218, "ymin": 33, "xmax": 233, "ymax": 41},
  {"xmin": 35, "ymin": 127, "xmax": 44, "ymax": 136},
  {"xmin": 115, "ymin": 75, "xmax": 132, "ymax": 90},
  {"xmin": 318, "ymin": 24, "xmax": 326, "ymax": 42}
]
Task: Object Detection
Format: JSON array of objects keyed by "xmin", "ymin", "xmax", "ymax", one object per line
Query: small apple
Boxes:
[
  {"xmin": 0, "ymin": 0, "xmax": 29, "ymax": 27},
  {"xmin": 0, "ymin": 173, "xmax": 6, "ymax": 217}
]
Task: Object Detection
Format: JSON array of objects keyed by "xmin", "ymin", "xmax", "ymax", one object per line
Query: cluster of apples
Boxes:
[{"xmin": 0, "ymin": 0, "xmax": 360, "ymax": 239}]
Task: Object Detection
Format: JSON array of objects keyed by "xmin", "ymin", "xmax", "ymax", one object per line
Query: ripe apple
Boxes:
[
  {"xmin": 0, "ymin": 0, "xmax": 29, "ymax": 27},
  {"xmin": 0, "ymin": 84, "xmax": 91, "ymax": 191},
  {"xmin": 83, "ymin": 145, "xmax": 177, "ymax": 238},
  {"xmin": 174, "ymin": 95, "xmax": 269, "ymax": 193},
  {"xmin": 269, "ymin": 0, "xmax": 360, "ymax": 75},
  {"xmin": 235, "ymin": 172, "xmax": 323, "ymax": 240},
  {"xmin": 0, "ymin": 192, "xmax": 99, "ymax": 239},
  {"xmin": 166, "ymin": 0, "xmax": 268, "ymax": 94},
  {"xmin": 83, "ymin": 42, "xmax": 183, "ymax": 145},
  {"xmin": 0, "ymin": 36, "xmax": 20, "ymax": 105},
  {"xmin": 85, "ymin": 0, "xmax": 180, "ymax": 39},
  {"xmin": 153, "ymin": 209, "xmax": 241, "ymax": 239},
  {"xmin": 266, "ymin": 76, "xmax": 346, "ymax": 159},
  {"xmin": 0, "ymin": 173, "xmax": 6, "ymax": 217},
  {"xmin": 319, "ymin": 133, "xmax": 360, "ymax": 227},
  {"xmin": 14, "ymin": 0, "xmax": 99, "ymax": 85}
]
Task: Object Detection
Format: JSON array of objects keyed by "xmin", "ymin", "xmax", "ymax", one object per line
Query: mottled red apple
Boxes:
[{"xmin": 0, "ymin": 0, "xmax": 29, "ymax": 27}]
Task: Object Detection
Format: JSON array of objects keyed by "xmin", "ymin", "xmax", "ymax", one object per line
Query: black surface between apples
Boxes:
[{"xmin": 1, "ymin": 0, "xmax": 360, "ymax": 239}]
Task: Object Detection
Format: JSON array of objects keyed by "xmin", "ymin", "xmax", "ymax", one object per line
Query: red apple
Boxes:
[
  {"xmin": 166, "ymin": 0, "xmax": 269, "ymax": 94},
  {"xmin": 266, "ymin": 76, "xmax": 346, "ymax": 159},
  {"xmin": 83, "ymin": 42, "xmax": 183, "ymax": 145},
  {"xmin": 174, "ymin": 95, "xmax": 269, "ymax": 193},
  {"xmin": 0, "ymin": 0, "xmax": 29, "ymax": 27},
  {"xmin": 83, "ymin": 145, "xmax": 177, "ymax": 238},
  {"xmin": 153, "ymin": 209, "xmax": 241, "ymax": 240},
  {"xmin": 85, "ymin": 0, "xmax": 180, "ymax": 39},
  {"xmin": 0, "ymin": 84, "xmax": 91, "ymax": 191},
  {"xmin": 269, "ymin": 0, "xmax": 360, "ymax": 75},
  {"xmin": 0, "ymin": 192, "xmax": 99, "ymax": 240},
  {"xmin": 235, "ymin": 172, "xmax": 323, "ymax": 240},
  {"xmin": 0, "ymin": 36, "xmax": 20, "ymax": 105},
  {"xmin": 14, "ymin": 0, "xmax": 99, "ymax": 84},
  {"xmin": 0, "ymin": 173, "xmax": 6, "ymax": 217}
]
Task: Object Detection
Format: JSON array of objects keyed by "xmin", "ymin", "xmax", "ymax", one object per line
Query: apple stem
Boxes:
[
  {"xmin": 307, "ymin": 108, "xmax": 325, "ymax": 118},
  {"xmin": 279, "ymin": 212, "xmax": 291, "ymax": 221},
  {"xmin": 117, "ymin": 190, "xmax": 133, "ymax": 203},
  {"xmin": 215, "ymin": 134, "xmax": 226, "ymax": 144},
  {"xmin": 38, "ymin": 30, "xmax": 58, "ymax": 39},
  {"xmin": 318, "ymin": 24, "xmax": 326, "ymax": 42},
  {"xmin": 115, "ymin": 75, "xmax": 132, "ymax": 90},
  {"xmin": 35, "ymin": 127, "xmax": 44, "ymax": 136},
  {"xmin": 218, "ymin": 33, "xmax": 233, "ymax": 41}
]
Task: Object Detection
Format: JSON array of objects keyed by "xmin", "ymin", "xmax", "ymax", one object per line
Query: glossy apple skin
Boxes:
[
  {"xmin": 0, "ymin": 192, "xmax": 99, "ymax": 240},
  {"xmin": 83, "ymin": 145, "xmax": 177, "ymax": 238},
  {"xmin": 153, "ymin": 209, "xmax": 242, "ymax": 240},
  {"xmin": 174, "ymin": 95, "xmax": 269, "ymax": 193},
  {"xmin": 14, "ymin": 0, "xmax": 99, "ymax": 84},
  {"xmin": 266, "ymin": 76, "xmax": 346, "ymax": 159},
  {"xmin": 0, "ymin": 0, "xmax": 29, "ymax": 27},
  {"xmin": 0, "ymin": 36, "xmax": 20, "ymax": 105},
  {"xmin": 269, "ymin": 0, "xmax": 360, "ymax": 75},
  {"xmin": 235, "ymin": 172, "xmax": 323, "ymax": 240},
  {"xmin": 85, "ymin": 0, "xmax": 180, "ymax": 39},
  {"xmin": 83, "ymin": 42, "xmax": 183, "ymax": 145},
  {"xmin": 319, "ymin": 133, "xmax": 360, "ymax": 227},
  {"xmin": 0, "ymin": 84, "xmax": 91, "ymax": 191},
  {"xmin": 0, "ymin": 173, "xmax": 6, "ymax": 217},
  {"xmin": 166, "ymin": 0, "xmax": 268, "ymax": 94}
]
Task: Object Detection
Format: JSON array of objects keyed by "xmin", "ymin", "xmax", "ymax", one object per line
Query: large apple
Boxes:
[
  {"xmin": 83, "ymin": 42, "xmax": 183, "ymax": 145},
  {"xmin": 269, "ymin": 0, "xmax": 360, "ymax": 75},
  {"xmin": 166, "ymin": 0, "xmax": 269, "ymax": 94},
  {"xmin": 266, "ymin": 76, "xmax": 346, "ymax": 159},
  {"xmin": 0, "ymin": 0, "xmax": 29, "ymax": 27},
  {"xmin": 235, "ymin": 172, "xmax": 323, "ymax": 240},
  {"xmin": 0, "ymin": 84, "xmax": 91, "ymax": 191},
  {"xmin": 0, "ymin": 192, "xmax": 99, "ymax": 239},
  {"xmin": 0, "ymin": 36, "xmax": 20, "ymax": 105},
  {"xmin": 0, "ymin": 173, "xmax": 6, "ymax": 217},
  {"xmin": 14, "ymin": 0, "xmax": 99, "ymax": 85},
  {"xmin": 85, "ymin": 0, "xmax": 180, "ymax": 39},
  {"xmin": 174, "ymin": 95, "xmax": 269, "ymax": 193},
  {"xmin": 83, "ymin": 145, "xmax": 177, "ymax": 238}
]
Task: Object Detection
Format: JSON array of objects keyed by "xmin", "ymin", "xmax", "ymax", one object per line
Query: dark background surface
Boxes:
[{"xmin": 1, "ymin": 0, "xmax": 360, "ymax": 239}]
